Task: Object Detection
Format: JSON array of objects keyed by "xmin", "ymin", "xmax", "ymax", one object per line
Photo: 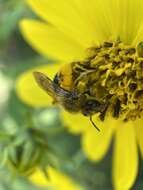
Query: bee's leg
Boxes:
[
  {"xmin": 99, "ymin": 103, "xmax": 109, "ymax": 121},
  {"xmin": 89, "ymin": 115, "xmax": 100, "ymax": 132},
  {"xmin": 99, "ymin": 111, "xmax": 106, "ymax": 121},
  {"xmin": 113, "ymin": 99, "xmax": 121, "ymax": 118}
]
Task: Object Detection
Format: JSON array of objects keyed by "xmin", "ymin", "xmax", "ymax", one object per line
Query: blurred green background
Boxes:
[{"xmin": 1, "ymin": 1, "xmax": 143, "ymax": 190}]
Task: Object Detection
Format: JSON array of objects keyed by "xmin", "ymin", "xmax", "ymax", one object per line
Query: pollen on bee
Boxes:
[{"xmin": 57, "ymin": 64, "xmax": 73, "ymax": 91}]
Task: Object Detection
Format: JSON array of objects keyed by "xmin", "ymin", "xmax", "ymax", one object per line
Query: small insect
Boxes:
[{"xmin": 33, "ymin": 64, "xmax": 108, "ymax": 132}]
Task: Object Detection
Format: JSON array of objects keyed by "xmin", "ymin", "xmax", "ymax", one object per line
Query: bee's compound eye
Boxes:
[{"xmin": 53, "ymin": 73, "xmax": 60, "ymax": 85}]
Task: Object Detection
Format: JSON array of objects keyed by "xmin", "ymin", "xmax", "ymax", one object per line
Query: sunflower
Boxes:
[
  {"xmin": 29, "ymin": 167, "xmax": 82, "ymax": 190},
  {"xmin": 16, "ymin": 0, "xmax": 143, "ymax": 189}
]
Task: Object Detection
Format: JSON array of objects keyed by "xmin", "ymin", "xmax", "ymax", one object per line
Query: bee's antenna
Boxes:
[{"xmin": 90, "ymin": 115, "xmax": 100, "ymax": 132}]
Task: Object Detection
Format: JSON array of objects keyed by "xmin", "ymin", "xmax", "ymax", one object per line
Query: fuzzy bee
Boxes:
[{"xmin": 33, "ymin": 63, "xmax": 109, "ymax": 131}]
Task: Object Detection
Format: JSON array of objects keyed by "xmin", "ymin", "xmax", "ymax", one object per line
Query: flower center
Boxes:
[{"xmin": 71, "ymin": 41, "xmax": 143, "ymax": 122}]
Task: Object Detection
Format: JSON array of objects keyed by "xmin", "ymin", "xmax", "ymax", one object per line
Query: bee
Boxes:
[{"xmin": 33, "ymin": 63, "xmax": 109, "ymax": 131}]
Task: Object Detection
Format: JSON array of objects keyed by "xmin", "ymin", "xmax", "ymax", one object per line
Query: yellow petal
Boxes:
[
  {"xmin": 78, "ymin": 0, "xmax": 113, "ymax": 42},
  {"xmin": 132, "ymin": 22, "xmax": 143, "ymax": 46},
  {"xmin": 113, "ymin": 122, "xmax": 138, "ymax": 190},
  {"xmin": 108, "ymin": 0, "xmax": 143, "ymax": 44},
  {"xmin": 134, "ymin": 119, "xmax": 143, "ymax": 158},
  {"xmin": 20, "ymin": 19, "xmax": 84, "ymax": 62},
  {"xmin": 26, "ymin": 0, "xmax": 101, "ymax": 47},
  {"xmin": 81, "ymin": 116, "xmax": 116, "ymax": 161},
  {"xmin": 16, "ymin": 64, "xmax": 61, "ymax": 107},
  {"xmin": 30, "ymin": 167, "xmax": 82, "ymax": 190},
  {"xmin": 48, "ymin": 167, "xmax": 82, "ymax": 190},
  {"xmin": 61, "ymin": 110, "xmax": 90, "ymax": 134},
  {"xmin": 25, "ymin": 0, "xmax": 143, "ymax": 48},
  {"xmin": 29, "ymin": 168, "xmax": 51, "ymax": 187}
]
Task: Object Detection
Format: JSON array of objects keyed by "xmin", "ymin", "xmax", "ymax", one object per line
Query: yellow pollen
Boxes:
[{"xmin": 69, "ymin": 41, "xmax": 143, "ymax": 121}]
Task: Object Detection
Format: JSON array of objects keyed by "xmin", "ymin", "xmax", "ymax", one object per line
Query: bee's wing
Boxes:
[
  {"xmin": 33, "ymin": 71, "xmax": 56, "ymax": 97},
  {"xmin": 33, "ymin": 71, "xmax": 71, "ymax": 100}
]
